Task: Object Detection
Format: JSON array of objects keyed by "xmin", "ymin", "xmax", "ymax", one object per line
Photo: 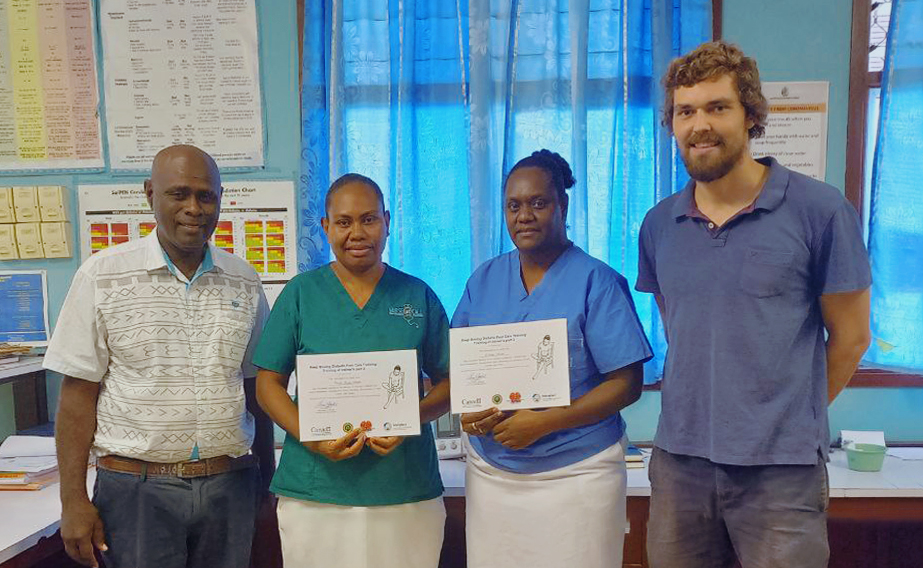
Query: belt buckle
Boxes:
[
  {"xmin": 179, "ymin": 461, "xmax": 208, "ymax": 478},
  {"xmin": 152, "ymin": 463, "xmax": 178, "ymax": 476}
]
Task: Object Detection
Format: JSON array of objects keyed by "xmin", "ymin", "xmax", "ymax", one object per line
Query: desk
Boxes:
[
  {"xmin": 437, "ymin": 450, "xmax": 923, "ymax": 568},
  {"xmin": 0, "ymin": 359, "xmax": 45, "ymax": 383},
  {"xmin": 822, "ymin": 452, "xmax": 923, "ymax": 568},
  {"xmin": 3, "ymin": 452, "xmax": 922, "ymax": 568},
  {"xmin": 0, "ymin": 357, "xmax": 48, "ymax": 432},
  {"xmin": 0, "ymin": 473, "xmax": 93, "ymax": 568}
]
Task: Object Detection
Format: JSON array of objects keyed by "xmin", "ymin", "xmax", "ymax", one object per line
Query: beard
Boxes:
[{"xmin": 680, "ymin": 133, "xmax": 746, "ymax": 183}]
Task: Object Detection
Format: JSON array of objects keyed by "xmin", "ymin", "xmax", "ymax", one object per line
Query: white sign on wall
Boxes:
[
  {"xmin": 751, "ymin": 81, "xmax": 829, "ymax": 181},
  {"xmin": 99, "ymin": 0, "xmax": 265, "ymax": 170}
]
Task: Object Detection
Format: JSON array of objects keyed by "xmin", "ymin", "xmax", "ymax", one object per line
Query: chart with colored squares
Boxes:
[
  {"xmin": 233, "ymin": 219, "xmax": 286, "ymax": 275},
  {"xmin": 89, "ymin": 222, "xmax": 132, "ymax": 252},
  {"xmin": 78, "ymin": 184, "xmax": 152, "ymax": 258},
  {"xmin": 87, "ymin": 219, "xmax": 158, "ymax": 254},
  {"xmin": 78, "ymin": 181, "xmax": 297, "ymax": 283}
]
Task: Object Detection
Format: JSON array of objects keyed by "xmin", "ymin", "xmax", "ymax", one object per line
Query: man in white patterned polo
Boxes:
[{"xmin": 45, "ymin": 145, "xmax": 274, "ymax": 568}]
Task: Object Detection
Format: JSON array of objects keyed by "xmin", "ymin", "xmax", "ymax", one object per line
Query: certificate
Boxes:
[
  {"xmin": 297, "ymin": 350, "xmax": 421, "ymax": 442},
  {"xmin": 450, "ymin": 319, "xmax": 570, "ymax": 413}
]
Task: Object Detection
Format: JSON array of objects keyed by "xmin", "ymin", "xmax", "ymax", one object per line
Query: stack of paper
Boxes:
[
  {"xmin": 840, "ymin": 430, "xmax": 886, "ymax": 449},
  {"xmin": 0, "ymin": 343, "xmax": 32, "ymax": 358},
  {"xmin": 626, "ymin": 445, "xmax": 645, "ymax": 469},
  {"xmin": 886, "ymin": 448, "xmax": 923, "ymax": 461},
  {"xmin": 0, "ymin": 435, "xmax": 58, "ymax": 490},
  {"xmin": 0, "ymin": 343, "xmax": 30, "ymax": 369}
]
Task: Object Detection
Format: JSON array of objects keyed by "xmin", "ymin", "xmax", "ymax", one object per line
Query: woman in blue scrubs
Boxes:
[{"xmin": 452, "ymin": 150, "xmax": 653, "ymax": 568}]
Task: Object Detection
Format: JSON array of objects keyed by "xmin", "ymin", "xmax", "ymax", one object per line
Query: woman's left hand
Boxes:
[
  {"xmin": 491, "ymin": 410, "xmax": 555, "ymax": 450},
  {"xmin": 366, "ymin": 436, "xmax": 404, "ymax": 456}
]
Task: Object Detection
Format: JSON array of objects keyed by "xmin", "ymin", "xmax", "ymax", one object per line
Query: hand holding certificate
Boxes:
[
  {"xmin": 297, "ymin": 349, "xmax": 421, "ymax": 442},
  {"xmin": 450, "ymin": 319, "xmax": 571, "ymax": 413}
]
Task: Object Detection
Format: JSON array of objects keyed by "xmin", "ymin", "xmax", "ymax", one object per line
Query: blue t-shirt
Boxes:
[
  {"xmin": 636, "ymin": 157, "xmax": 872, "ymax": 466},
  {"xmin": 452, "ymin": 245, "xmax": 653, "ymax": 474}
]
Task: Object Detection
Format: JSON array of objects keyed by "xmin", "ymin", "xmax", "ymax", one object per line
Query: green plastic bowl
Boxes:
[{"xmin": 846, "ymin": 443, "xmax": 887, "ymax": 472}]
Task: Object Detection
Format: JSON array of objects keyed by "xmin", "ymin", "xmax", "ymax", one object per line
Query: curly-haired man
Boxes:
[{"xmin": 636, "ymin": 41, "xmax": 872, "ymax": 568}]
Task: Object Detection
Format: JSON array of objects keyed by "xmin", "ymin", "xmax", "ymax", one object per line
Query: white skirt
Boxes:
[
  {"xmin": 277, "ymin": 496, "xmax": 446, "ymax": 568},
  {"xmin": 465, "ymin": 436, "xmax": 628, "ymax": 568}
]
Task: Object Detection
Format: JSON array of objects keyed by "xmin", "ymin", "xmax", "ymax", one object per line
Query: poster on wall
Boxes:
[
  {"xmin": 0, "ymin": 0, "xmax": 104, "ymax": 172},
  {"xmin": 0, "ymin": 270, "xmax": 49, "ymax": 346},
  {"xmin": 77, "ymin": 181, "xmax": 296, "ymax": 300},
  {"xmin": 98, "ymin": 0, "xmax": 264, "ymax": 170},
  {"xmin": 750, "ymin": 81, "xmax": 829, "ymax": 181}
]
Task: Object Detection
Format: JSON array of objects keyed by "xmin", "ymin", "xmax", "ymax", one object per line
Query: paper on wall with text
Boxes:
[
  {"xmin": 751, "ymin": 81, "xmax": 829, "ymax": 181},
  {"xmin": 99, "ymin": 0, "xmax": 264, "ymax": 170},
  {"xmin": 0, "ymin": 0, "xmax": 104, "ymax": 172},
  {"xmin": 0, "ymin": 271, "xmax": 48, "ymax": 346}
]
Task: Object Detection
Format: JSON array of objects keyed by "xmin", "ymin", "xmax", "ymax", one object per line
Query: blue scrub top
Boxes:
[{"xmin": 452, "ymin": 244, "xmax": 653, "ymax": 473}]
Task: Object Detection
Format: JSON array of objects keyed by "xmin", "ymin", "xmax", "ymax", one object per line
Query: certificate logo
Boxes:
[
  {"xmin": 360, "ymin": 420, "xmax": 372, "ymax": 430},
  {"xmin": 343, "ymin": 422, "xmax": 354, "ymax": 433},
  {"xmin": 310, "ymin": 426, "xmax": 332, "ymax": 435},
  {"xmin": 509, "ymin": 392, "xmax": 522, "ymax": 404},
  {"xmin": 383, "ymin": 422, "xmax": 392, "ymax": 431},
  {"xmin": 532, "ymin": 393, "xmax": 541, "ymax": 403},
  {"xmin": 491, "ymin": 394, "xmax": 502, "ymax": 405},
  {"xmin": 461, "ymin": 397, "xmax": 482, "ymax": 408}
]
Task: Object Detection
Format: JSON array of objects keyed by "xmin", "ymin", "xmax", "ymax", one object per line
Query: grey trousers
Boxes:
[
  {"xmin": 647, "ymin": 447, "xmax": 829, "ymax": 568},
  {"xmin": 93, "ymin": 465, "xmax": 259, "ymax": 568}
]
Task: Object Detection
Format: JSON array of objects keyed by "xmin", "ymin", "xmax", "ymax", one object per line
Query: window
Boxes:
[
  {"xmin": 846, "ymin": 0, "xmax": 889, "ymax": 220},
  {"xmin": 860, "ymin": 0, "xmax": 890, "ymax": 239},
  {"xmin": 846, "ymin": 0, "xmax": 921, "ymax": 386},
  {"xmin": 296, "ymin": 1, "xmax": 719, "ymax": 385}
]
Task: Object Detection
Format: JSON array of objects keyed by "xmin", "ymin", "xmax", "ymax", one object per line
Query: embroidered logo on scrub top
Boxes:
[{"xmin": 388, "ymin": 304, "xmax": 424, "ymax": 328}]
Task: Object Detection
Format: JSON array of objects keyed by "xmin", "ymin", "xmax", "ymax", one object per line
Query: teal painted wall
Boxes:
[
  {"xmin": 722, "ymin": 0, "xmax": 852, "ymax": 191},
  {"xmin": 625, "ymin": 388, "xmax": 923, "ymax": 445},
  {"xmin": 0, "ymin": 0, "xmax": 300, "ymax": 440}
]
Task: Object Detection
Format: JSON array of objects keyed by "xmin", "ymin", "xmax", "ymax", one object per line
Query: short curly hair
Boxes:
[{"xmin": 661, "ymin": 41, "xmax": 768, "ymax": 139}]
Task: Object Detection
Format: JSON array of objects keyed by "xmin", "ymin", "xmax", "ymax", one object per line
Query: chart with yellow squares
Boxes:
[
  {"xmin": 78, "ymin": 181, "xmax": 297, "ymax": 282},
  {"xmin": 237, "ymin": 219, "xmax": 287, "ymax": 275}
]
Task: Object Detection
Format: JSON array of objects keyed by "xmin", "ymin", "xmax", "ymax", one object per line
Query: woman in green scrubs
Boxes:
[{"xmin": 253, "ymin": 174, "xmax": 451, "ymax": 568}]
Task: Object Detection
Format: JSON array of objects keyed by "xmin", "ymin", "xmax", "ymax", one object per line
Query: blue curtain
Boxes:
[
  {"xmin": 298, "ymin": 0, "xmax": 711, "ymax": 383},
  {"xmin": 298, "ymin": 1, "xmax": 472, "ymax": 309},
  {"xmin": 865, "ymin": 0, "xmax": 923, "ymax": 372}
]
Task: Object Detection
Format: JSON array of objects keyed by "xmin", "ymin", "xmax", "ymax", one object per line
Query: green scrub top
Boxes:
[{"xmin": 253, "ymin": 264, "xmax": 449, "ymax": 506}]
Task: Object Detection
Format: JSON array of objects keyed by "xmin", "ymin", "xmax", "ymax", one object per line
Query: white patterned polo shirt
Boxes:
[{"xmin": 45, "ymin": 233, "xmax": 269, "ymax": 462}]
